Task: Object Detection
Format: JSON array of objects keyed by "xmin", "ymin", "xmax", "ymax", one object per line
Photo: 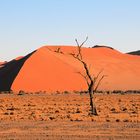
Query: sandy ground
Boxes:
[
  {"xmin": 0, "ymin": 93, "xmax": 140, "ymax": 139},
  {"xmin": 0, "ymin": 121, "xmax": 139, "ymax": 140}
]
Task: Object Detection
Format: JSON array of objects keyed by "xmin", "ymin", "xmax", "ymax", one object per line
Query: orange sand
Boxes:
[{"xmin": 11, "ymin": 46, "xmax": 140, "ymax": 92}]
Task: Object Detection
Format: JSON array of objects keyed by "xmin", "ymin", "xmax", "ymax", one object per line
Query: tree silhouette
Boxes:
[{"xmin": 70, "ymin": 37, "xmax": 105, "ymax": 115}]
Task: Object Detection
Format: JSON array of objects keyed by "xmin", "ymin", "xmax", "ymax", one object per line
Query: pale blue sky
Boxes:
[{"xmin": 0, "ymin": 0, "xmax": 140, "ymax": 61}]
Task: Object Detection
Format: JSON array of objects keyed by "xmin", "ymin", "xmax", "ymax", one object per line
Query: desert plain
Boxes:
[{"xmin": 0, "ymin": 92, "xmax": 139, "ymax": 140}]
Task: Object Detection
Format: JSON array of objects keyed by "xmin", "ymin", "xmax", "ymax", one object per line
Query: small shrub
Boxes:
[
  {"xmin": 18, "ymin": 90, "xmax": 25, "ymax": 95},
  {"xmin": 106, "ymin": 91, "xmax": 110, "ymax": 94},
  {"xmin": 55, "ymin": 110, "xmax": 59, "ymax": 113},
  {"xmin": 76, "ymin": 108, "xmax": 81, "ymax": 113},
  {"xmin": 121, "ymin": 107, "xmax": 127, "ymax": 111},
  {"xmin": 112, "ymin": 90, "xmax": 124, "ymax": 94},
  {"xmin": 111, "ymin": 108, "xmax": 116, "ymax": 112},
  {"xmin": 49, "ymin": 116, "xmax": 55, "ymax": 120},
  {"xmin": 63, "ymin": 91, "xmax": 69, "ymax": 94},
  {"xmin": 4, "ymin": 112, "xmax": 9, "ymax": 115},
  {"xmin": 132, "ymin": 111, "xmax": 137, "ymax": 114},
  {"xmin": 116, "ymin": 119, "xmax": 120, "ymax": 122},
  {"xmin": 7, "ymin": 107, "xmax": 16, "ymax": 111},
  {"xmin": 10, "ymin": 112, "xmax": 14, "ymax": 115}
]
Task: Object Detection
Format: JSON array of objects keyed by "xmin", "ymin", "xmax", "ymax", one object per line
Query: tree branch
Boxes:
[
  {"xmin": 79, "ymin": 36, "xmax": 88, "ymax": 47},
  {"xmin": 93, "ymin": 69, "xmax": 103, "ymax": 83},
  {"xmin": 94, "ymin": 75, "xmax": 106, "ymax": 92},
  {"xmin": 76, "ymin": 71, "xmax": 90, "ymax": 87},
  {"xmin": 75, "ymin": 36, "xmax": 88, "ymax": 60}
]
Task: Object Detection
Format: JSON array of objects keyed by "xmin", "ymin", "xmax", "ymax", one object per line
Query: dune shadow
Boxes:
[{"xmin": 0, "ymin": 51, "xmax": 36, "ymax": 91}]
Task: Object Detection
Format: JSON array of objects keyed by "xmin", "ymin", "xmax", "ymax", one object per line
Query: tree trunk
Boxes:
[{"xmin": 88, "ymin": 84, "xmax": 98, "ymax": 116}]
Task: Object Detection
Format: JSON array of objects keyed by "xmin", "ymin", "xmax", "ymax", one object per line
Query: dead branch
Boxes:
[
  {"xmin": 76, "ymin": 71, "xmax": 90, "ymax": 86},
  {"xmin": 93, "ymin": 69, "xmax": 103, "ymax": 85},
  {"xmin": 94, "ymin": 75, "xmax": 106, "ymax": 93},
  {"xmin": 75, "ymin": 36, "xmax": 88, "ymax": 60},
  {"xmin": 55, "ymin": 47, "xmax": 63, "ymax": 54}
]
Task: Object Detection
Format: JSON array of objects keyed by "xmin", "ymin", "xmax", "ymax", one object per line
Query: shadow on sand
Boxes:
[{"xmin": 0, "ymin": 51, "xmax": 36, "ymax": 91}]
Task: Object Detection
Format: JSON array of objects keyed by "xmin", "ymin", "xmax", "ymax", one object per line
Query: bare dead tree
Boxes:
[
  {"xmin": 47, "ymin": 47, "xmax": 63, "ymax": 54},
  {"xmin": 56, "ymin": 47, "xmax": 61, "ymax": 53},
  {"xmin": 70, "ymin": 37, "xmax": 105, "ymax": 115}
]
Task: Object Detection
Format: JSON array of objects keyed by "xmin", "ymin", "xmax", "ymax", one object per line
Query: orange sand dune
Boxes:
[{"xmin": 11, "ymin": 46, "xmax": 140, "ymax": 92}]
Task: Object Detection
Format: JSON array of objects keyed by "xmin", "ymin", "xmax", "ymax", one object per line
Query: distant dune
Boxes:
[
  {"xmin": 0, "ymin": 46, "xmax": 140, "ymax": 92},
  {"xmin": 127, "ymin": 50, "xmax": 140, "ymax": 56},
  {"xmin": 92, "ymin": 45, "xmax": 114, "ymax": 50}
]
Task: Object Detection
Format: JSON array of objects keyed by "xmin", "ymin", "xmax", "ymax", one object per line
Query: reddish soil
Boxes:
[{"xmin": 0, "ymin": 93, "xmax": 139, "ymax": 139}]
